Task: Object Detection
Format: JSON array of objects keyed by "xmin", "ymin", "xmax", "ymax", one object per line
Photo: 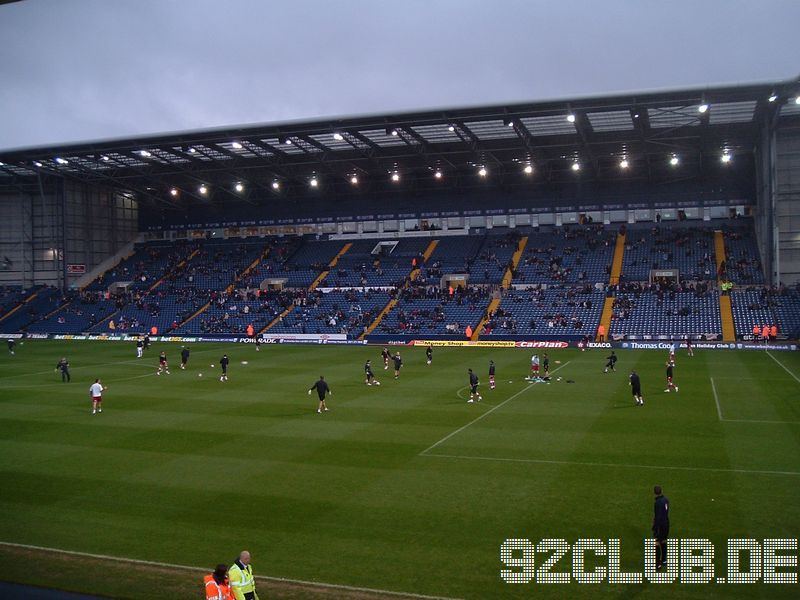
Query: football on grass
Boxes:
[{"xmin": 375, "ymin": 381, "xmax": 381, "ymax": 386}]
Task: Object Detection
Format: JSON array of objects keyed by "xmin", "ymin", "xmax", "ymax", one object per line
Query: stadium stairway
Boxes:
[
  {"xmin": 309, "ymin": 242, "xmax": 352, "ymax": 289},
  {"xmin": 596, "ymin": 231, "xmax": 626, "ymax": 341},
  {"xmin": 473, "ymin": 235, "xmax": 528, "ymax": 340},
  {"xmin": 715, "ymin": 230, "xmax": 736, "ymax": 341},
  {"xmin": 177, "ymin": 244, "xmax": 272, "ymax": 331},
  {"xmin": 359, "ymin": 239, "xmax": 439, "ymax": 339},
  {"xmin": 260, "ymin": 242, "xmax": 353, "ymax": 334},
  {"xmin": 0, "ymin": 288, "xmax": 42, "ymax": 324},
  {"xmin": 94, "ymin": 247, "xmax": 202, "ymax": 330}
]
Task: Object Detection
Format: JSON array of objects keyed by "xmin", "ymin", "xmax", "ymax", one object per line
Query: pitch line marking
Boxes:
[
  {"xmin": 766, "ymin": 351, "xmax": 800, "ymax": 385},
  {"xmin": 420, "ymin": 361, "xmax": 570, "ymax": 456},
  {"xmin": 0, "ymin": 541, "xmax": 460, "ymax": 600},
  {"xmin": 710, "ymin": 377, "xmax": 799, "ymax": 424},
  {"xmin": 421, "ymin": 453, "xmax": 800, "ymax": 477},
  {"xmin": 710, "ymin": 377, "xmax": 724, "ymax": 421}
]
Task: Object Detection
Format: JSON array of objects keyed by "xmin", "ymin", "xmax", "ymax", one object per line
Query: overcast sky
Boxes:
[{"xmin": 0, "ymin": 0, "xmax": 797, "ymax": 151}]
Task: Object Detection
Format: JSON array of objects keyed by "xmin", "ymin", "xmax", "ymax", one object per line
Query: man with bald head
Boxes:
[{"xmin": 229, "ymin": 550, "xmax": 259, "ymax": 600}]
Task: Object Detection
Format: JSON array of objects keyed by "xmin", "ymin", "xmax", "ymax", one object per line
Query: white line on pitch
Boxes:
[
  {"xmin": 766, "ymin": 351, "xmax": 800, "ymax": 385},
  {"xmin": 710, "ymin": 377, "xmax": 723, "ymax": 421},
  {"xmin": 0, "ymin": 541, "xmax": 460, "ymax": 600},
  {"xmin": 421, "ymin": 453, "xmax": 800, "ymax": 477},
  {"xmin": 419, "ymin": 361, "xmax": 570, "ymax": 456}
]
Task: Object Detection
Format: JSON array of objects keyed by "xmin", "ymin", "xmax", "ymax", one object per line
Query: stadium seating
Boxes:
[
  {"xmin": 515, "ymin": 226, "xmax": 616, "ymax": 285},
  {"xmin": 609, "ymin": 289, "xmax": 721, "ymax": 337},
  {"xmin": 483, "ymin": 287, "xmax": 605, "ymax": 338},
  {"xmin": 0, "ymin": 287, "xmax": 64, "ymax": 333},
  {"xmin": 721, "ymin": 225, "xmax": 765, "ymax": 284},
  {"xmin": 621, "ymin": 224, "xmax": 716, "ymax": 281},
  {"xmin": 268, "ymin": 289, "xmax": 392, "ymax": 337}
]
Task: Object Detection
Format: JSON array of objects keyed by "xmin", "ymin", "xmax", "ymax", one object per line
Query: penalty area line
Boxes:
[
  {"xmin": 420, "ymin": 361, "xmax": 571, "ymax": 456},
  {"xmin": 0, "ymin": 541, "xmax": 460, "ymax": 600}
]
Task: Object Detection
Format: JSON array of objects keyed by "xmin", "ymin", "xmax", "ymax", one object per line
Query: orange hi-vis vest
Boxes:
[
  {"xmin": 204, "ymin": 574, "xmax": 232, "ymax": 600},
  {"xmin": 753, "ymin": 325, "xmax": 760, "ymax": 336}
]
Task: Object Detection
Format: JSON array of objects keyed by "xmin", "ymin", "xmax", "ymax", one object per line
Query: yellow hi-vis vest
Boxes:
[{"xmin": 228, "ymin": 561, "xmax": 257, "ymax": 600}]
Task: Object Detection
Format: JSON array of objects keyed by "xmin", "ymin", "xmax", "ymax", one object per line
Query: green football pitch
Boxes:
[{"xmin": 0, "ymin": 340, "xmax": 798, "ymax": 599}]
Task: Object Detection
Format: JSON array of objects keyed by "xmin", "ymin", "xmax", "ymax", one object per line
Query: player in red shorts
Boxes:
[
  {"xmin": 89, "ymin": 379, "xmax": 105, "ymax": 414},
  {"xmin": 664, "ymin": 361, "xmax": 678, "ymax": 393},
  {"xmin": 530, "ymin": 354, "xmax": 540, "ymax": 378},
  {"xmin": 157, "ymin": 351, "xmax": 170, "ymax": 375},
  {"xmin": 381, "ymin": 347, "xmax": 390, "ymax": 370}
]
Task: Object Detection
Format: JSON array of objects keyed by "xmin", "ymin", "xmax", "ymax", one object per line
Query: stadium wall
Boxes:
[
  {"xmin": 0, "ymin": 183, "xmax": 138, "ymax": 289},
  {"xmin": 775, "ymin": 123, "xmax": 800, "ymax": 286}
]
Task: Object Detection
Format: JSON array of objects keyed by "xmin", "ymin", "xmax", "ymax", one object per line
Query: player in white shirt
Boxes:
[
  {"xmin": 530, "ymin": 354, "xmax": 540, "ymax": 378},
  {"xmin": 89, "ymin": 378, "xmax": 106, "ymax": 414}
]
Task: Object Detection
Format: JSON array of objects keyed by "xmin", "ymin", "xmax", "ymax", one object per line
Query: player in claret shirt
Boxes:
[
  {"xmin": 381, "ymin": 347, "xmax": 390, "ymax": 370},
  {"xmin": 157, "ymin": 351, "xmax": 170, "ymax": 375},
  {"xmin": 664, "ymin": 361, "xmax": 678, "ymax": 393},
  {"xmin": 488, "ymin": 360, "xmax": 496, "ymax": 390}
]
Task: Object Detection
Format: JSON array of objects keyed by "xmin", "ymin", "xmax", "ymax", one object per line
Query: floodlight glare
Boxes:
[
  {"xmin": 199, "ymin": 184, "xmax": 208, "ymax": 195},
  {"xmin": 235, "ymin": 182, "xmax": 244, "ymax": 193},
  {"xmin": 188, "ymin": 147, "xmax": 197, "ymax": 154},
  {"xmin": 721, "ymin": 153, "xmax": 732, "ymax": 163},
  {"xmin": 310, "ymin": 177, "xmax": 319, "ymax": 187},
  {"xmin": 284, "ymin": 138, "xmax": 293, "ymax": 145},
  {"xmin": 571, "ymin": 162, "xmax": 581, "ymax": 171},
  {"xmin": 768, "ymin": 94, "xmax": 778, "ymax": 103},
  {"xmin": 271, "ymin": 181, "xmax": 280, "ymax": 190},
  {"xmin": 523, "ymin": 165, "xmax": 533, "ymax": 174},
  {"xmin": 698, "ymin": 103, "xmax": 709, "ymax": 113},
  {"xmin": 391, "ymin": 173, "xmax": 400, "ymax": 182},
  {"xmin": 333, "ymin": 132, "xmax": 344, "ymax": 141},
  {"xmin": 447, "ymin": 125, "xmax": 455, "ymax": 132},
  {"xmin": 139, "ymin": 150, "xmax": 151, "ymax": 157},
  {"xmin": 670, "ymin": 155, "xmax": 679, "ymax": 166},
  {"xmin": 170, "ymin": 188, "xmax": 178, "ymax": 197},
  {"xmin": 620, "ymin": 159, "xmax": 629, "ymax": 169},
  {"xmin": 350, "ymin": 176, "xmax": 359, "ymax": 185},
  {"xmin": 34, "ymin": 161, "xmax": 43, "ymax": 167},
  {"xmin": 795, "ymin": 97, "xmax": 800, "ymax": 105},
  {"xmin": 100, "ymin": 155, "xmax": 110, "ymax": 161},
  {"xmin": 231, "ymin": 142, "xmax": 243, "ymax": 149},
  {"xmin": 478, "ymin": 167, "xmax": 487, "ymax": 177},
  {"xmin": 567, "ymin": 114, "xmax": 576, "ymax": 123},
  {"xmin": 54, "ymin": 157, "xmax": 68, "ymax": 165},
  {"xmin": 434, "ymin": 170, "xmax": 443, "ymax": 179}
]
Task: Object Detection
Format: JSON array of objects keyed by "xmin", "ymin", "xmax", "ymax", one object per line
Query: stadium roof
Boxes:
[{"xmin": 1, "ymin": 77, "xmax": 798, "ymax": 209}]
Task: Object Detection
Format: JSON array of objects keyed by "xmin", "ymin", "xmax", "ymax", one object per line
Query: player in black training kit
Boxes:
[
  {"xmin": 426, "ymin": 345, "xmax": 433, "ymax": 365},
  {"xmin": 652, "ymin": 485, "xmax": 670, "ymax": 570},
  {"xmin": 542, "ymin": 353, "xmax": 550, "ymax": 376},
  {"xmin": 308, "ymin": 375, "xmax": 331, "ymax": 413},
  {"xmin": 467, "ymin": 369, "xmax": 482, "ymax": 403},
  {"xmin": 180, "ymin": 346, "xmax": 190, "ymax": 369},
  {"xmin": 664, "ymin": 361, "xmax": 678, "ymax": 393},
  {"xmin": 56, "ymin": 357, "xmax": 71, "ymax": 382},
  {"xmin": 364, "ymin": 360, "xmax": 379, "ymax": 385},
  {"xmin": 630, "ymin": 370, "xmax": 643, "ymax": 405},
  {"xmin": 604, "ymin": 351, "xmax": 618, "ymax": 373},
  {"xmin": 7, "ymin": 339, "xmax": 15, "ymax": 355},
  {"xmin": 393, "ymin": 352, "xmax": 403, "ymax": 379},
  {"xmin": 219, "ymin": 354, "xmax": 229, "ymax": 381},
  {"xmin": 489, "ymin": 360, "xmax": 496, "ymax": 389}
]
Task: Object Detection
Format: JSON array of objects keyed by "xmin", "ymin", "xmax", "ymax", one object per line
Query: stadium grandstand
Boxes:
[
  {"xmin": 3, "ymin": 70, "xmax": 800, "ymax": 599},
  {"xmin": 1, "ymin": 78, "xmax": 799, "ymax": 343}
]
